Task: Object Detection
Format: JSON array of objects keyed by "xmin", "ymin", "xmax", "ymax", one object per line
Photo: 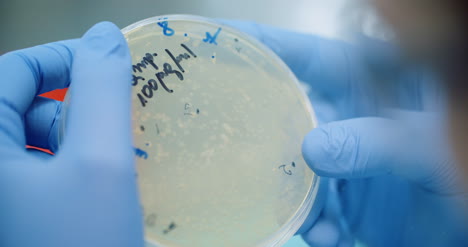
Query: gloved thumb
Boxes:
[
  {"xmin": 302, "ymin": 113, "xmax": 461, "ymax": 194},
  {"xmin": 60, "ymin": 22, "xmax": 133, "ymax": 165}
]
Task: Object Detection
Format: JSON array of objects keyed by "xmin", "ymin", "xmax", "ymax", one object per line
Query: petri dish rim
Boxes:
[{"xmin": 121, "ymin": 14, "xmax": 320, "ymax": 247}]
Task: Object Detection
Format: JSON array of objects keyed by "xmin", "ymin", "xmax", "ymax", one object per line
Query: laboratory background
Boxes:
[
  {"xmin": 1, "ymin": 0, "xmax": 384, "ymax": 54},
  {"xmin": 1, "ymin": 0, "xmax": 378, "ymax": 246}
]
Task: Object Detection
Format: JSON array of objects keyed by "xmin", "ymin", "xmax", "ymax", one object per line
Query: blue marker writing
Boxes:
[
  {"xmin": 134, "ymin": 147, "xmax": 148, "ymax": 159},
  {"xmin": 203, "ymin": 27, "xmax": 222, "ymax": 45},
  {"xmin": 157, "ymin": 21, "xmax": 175, "ymax": 36}
]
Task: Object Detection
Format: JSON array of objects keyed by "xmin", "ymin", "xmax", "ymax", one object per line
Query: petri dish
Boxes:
[{"xmin": 59, "ymin": 15, "xmax": 320, "ymax": 247}]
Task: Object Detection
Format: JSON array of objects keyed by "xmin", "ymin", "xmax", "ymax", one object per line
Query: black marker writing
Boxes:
[
  {"xmin": 133, "ymin": 53, "xmax": 158, "ymax": 73},
  {"xmin": 181, "ymin": 43, "xmax": 197, "ymax": 58},
  {"xmin": 155, "ymin": 123, "xmax": 160, "ymax": 134},
  {"xmin": 279, "ymin": 162, "xmax": 296, "ymax": 175},
  {"xmin": 163, "ymin": 222, "xmax": 177, "ymax": 234},
  {"xmin": 166, "ymin": 49, "xmax": 187, "ymax": 73},
  {"xmin": 132, "ymin": 43, "xmax": 198, "ymax": 107},
  {"xmin": 132, "ymin": 75, "xmax": 145, "ymax": 86},
  {"xmin": 156, "ymin": 61, "xmax": 183, "ymax": 83}
]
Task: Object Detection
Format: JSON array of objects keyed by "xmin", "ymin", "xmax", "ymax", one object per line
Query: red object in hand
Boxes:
[
  {"xmin": 27, "ymin": 88, "xmax": 68, "ymax": 154},
  {"xmin": 40, "ymin": 88, "xmax": 68, "ymax": 101}
]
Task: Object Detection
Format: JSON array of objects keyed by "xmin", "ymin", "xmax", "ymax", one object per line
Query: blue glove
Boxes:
[
  {"xmin": 0, "ymin": 22, "xmax": 143, "ymax": 247},
  {"xmin": 223, "ymin": 21, "xmax": 468, "ymax": 247}
]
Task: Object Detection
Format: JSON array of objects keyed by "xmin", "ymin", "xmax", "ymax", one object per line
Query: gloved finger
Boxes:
[
  {"xmin": 302, "ymin": 113, "xmax": 462, "ymax": 194},
  {"xmin": 26, "ymin": 148, "xmax": 54, "ymax": 160},
  {"xmin": 24, "ymin": 96, "xmax": 61, "ymax": 152},
  {"xmin": 300, "ymin": 178, "xmax": 354, "ymax": 247},
  {"xmin": 0, "ymin": 39, "xmax": 78, "ymax": 115},
  {"xmin": 301, "ymin": 218, "xmax": 355, "ymax": 247},
  {"xmin": 61, "ymin": 22, "xmax": 133, "ymax": 168},
  {"xmin": 0, "ymin": 40, "xmax": 77, "ymax": 149},
  {"xmin": 301, "ymin": 218, "xmax": 340, "ymax": 247},
  {"xmin": 220, "ymin": 20, "xmax": 369, "ymax": 100}
]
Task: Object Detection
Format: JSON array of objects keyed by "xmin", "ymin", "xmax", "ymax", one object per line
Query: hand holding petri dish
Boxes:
[{"xmin": 59, "ymin": 15, "xmax": 320, "ymax": 247}]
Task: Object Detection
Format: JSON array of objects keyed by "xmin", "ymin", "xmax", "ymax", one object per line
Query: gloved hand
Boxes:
[
  {"xmin": 0, "ymin": 22, "xmax": 143, "ymax": 247},
  {"xmin": 223, "ymin": 21, "xmax": 468, "ymax": 247}
]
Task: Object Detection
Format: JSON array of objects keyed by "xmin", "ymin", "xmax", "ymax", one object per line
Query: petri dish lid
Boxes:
[{"xmin": 61, "ymin": 14, "xmax": 320, "ymax": 247}]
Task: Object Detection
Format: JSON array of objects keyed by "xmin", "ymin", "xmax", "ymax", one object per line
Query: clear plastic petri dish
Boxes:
[{"xmin": 59, "ymin": 14, "xmax": 320, "ymax": 247}]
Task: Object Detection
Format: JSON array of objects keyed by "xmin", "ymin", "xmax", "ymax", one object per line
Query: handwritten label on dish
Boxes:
[{"xmin": 132, "ymin": 43, "xmax": 197, "ymax": 107}]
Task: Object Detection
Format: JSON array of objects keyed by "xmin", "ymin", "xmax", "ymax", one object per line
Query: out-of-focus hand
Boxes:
[
  {"xmin": 223, "ymin": 21, "xmax": 468, "ymax": 247},
  {"xmin": 0, "ymin": 22, "xmax": 143, "ymax": 247}
]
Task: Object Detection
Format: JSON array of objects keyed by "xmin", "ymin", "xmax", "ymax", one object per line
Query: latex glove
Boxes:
[
  {"xmin": 0, "ymin": 22, "xmax": 143, "ymax": 247},
  {"xmin": 222, "ymin": 21, "xmax": 468, "ymax": 247}
]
